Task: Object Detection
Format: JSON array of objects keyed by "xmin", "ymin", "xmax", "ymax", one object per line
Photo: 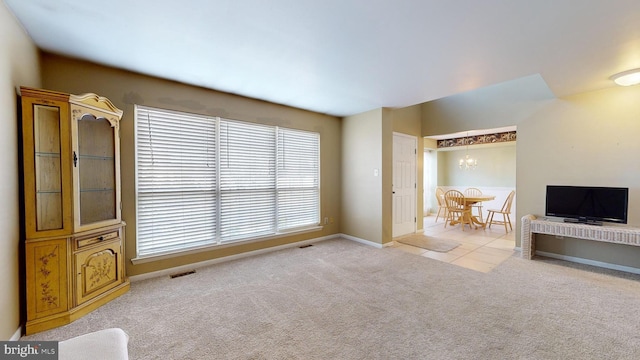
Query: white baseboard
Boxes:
[
  {"xmin": 535, "ymin": 250, "xmax": 640, "ymax": 275},
  {"xmin": 10, "ymin": 326, "xmax": 22, "ymax": 341},
  {"xmin": 339, "ymin": 234, "xmax": 390, "ymax": 248},
  {"xmin": 129, "ymin": 234, "xmax": 340, "ymax": 282}
]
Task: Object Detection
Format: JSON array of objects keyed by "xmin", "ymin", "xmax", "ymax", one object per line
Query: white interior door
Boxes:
[{"xmin": 392, "ymin": 133, "xmax": 416, "ymax": 237}]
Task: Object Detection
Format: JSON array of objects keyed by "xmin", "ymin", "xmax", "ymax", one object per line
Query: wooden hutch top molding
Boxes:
[
  {"xmin": 69, "ymin": 92, "xmax": 123, "ymax": 118},
  {"xmin": 19, "ymin": 87, "xmax": 123, "ymax": 119},
  {"xmin": 70, "ymin": 93, "xmax": 123, "ymax": 129},
  {"xmin": 18, "ymin": 86, "xmax": 69, "ymax": 103}
]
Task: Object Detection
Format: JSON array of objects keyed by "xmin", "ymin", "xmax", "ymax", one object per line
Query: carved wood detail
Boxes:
[{"xmin": 69, "ymin": 93, "xmax": 123, "ymax": 117}]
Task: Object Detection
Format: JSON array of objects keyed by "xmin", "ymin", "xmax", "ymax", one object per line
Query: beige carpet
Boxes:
[
  {"xmin": 396, "ymin": 234, "xmax": 460, "ymax": 252},
  {"xmin": 21, "ymin": 238, "xmax": 640, "ymax": 359}
]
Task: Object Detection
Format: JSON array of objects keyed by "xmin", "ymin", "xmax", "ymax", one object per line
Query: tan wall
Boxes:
[
  {"xmin": 420, "ymin": 75, "xmax": 552, "ymax": 247},
  {"xmin": 40, "ymin": 54, "xmax": 341, "ymax": 276},
  {"xmin": 421, "ymin": 74, "xmax": 640, "ymax": 270},
  {"xmin": 0, "ymin": 3, "xmax": 41, "ymax": 340},
  {"xmin": 343, "ymin": 104, "xmax": 425, "ymax": 243},
  {"xmin": 437, "ymin": 143, "xmax": 516, "ymax": 187},
  {"xmin": 342, "ymin": 109, "xmax": 383, "ymax": 244},
  {"xmin": 436, "ymin": 144, "xmax": 516, "ymax": 221},
  {"xmin": 421, "ymin": 74, "xmax": 555, "ymax": 137},
  {"xmin": 516, "ymin": 85, "xmax": 640, "ymax": 267},
  {"xmin": 424, "ymin": 138, "xmax": 438, "ymax": 149}
]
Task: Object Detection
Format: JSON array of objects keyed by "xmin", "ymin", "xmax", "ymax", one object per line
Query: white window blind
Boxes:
[
  {"xmin": 135, "ymin": 105, "xmax": 320, "ymax": 258},
  {"xmin": 136, "ymin": 107, "xmax": 217, "ymax": 257},
  {"xmin": 219, "ymin": 120, "xmax": 276, "ymax": 243},
  {"xmin": 277, "ymin": 128, "xmax": 320, "ymax": 230}
]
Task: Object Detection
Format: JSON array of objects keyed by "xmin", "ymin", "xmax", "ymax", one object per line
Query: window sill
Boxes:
[{"xmin": 130, "ymin": 225, "xmax": 323, "ymax": 265}]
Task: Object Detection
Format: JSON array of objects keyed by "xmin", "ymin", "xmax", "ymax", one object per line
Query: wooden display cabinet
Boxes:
[{"xmin": 20, "ymin": 87, "xmax": 129, "ymax": 335}]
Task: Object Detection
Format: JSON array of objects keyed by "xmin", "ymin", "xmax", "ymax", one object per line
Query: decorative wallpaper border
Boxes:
[{"xmin": 437, "ymin": 131, "xmax": 517, "ymax": 148}]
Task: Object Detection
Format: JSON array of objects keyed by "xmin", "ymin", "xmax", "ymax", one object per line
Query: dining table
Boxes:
[{"xmin": 450, "ymin": 194, "xmax": 496, "ymax": 228}]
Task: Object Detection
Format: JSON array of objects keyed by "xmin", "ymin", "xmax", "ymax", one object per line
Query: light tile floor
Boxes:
[{"xmin": 390, "ymin": 215, "xmax": 517, "ymax": 273}]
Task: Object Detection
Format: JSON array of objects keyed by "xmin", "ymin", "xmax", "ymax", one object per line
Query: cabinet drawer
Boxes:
[{"xmin": 76, "ymin": 231, "xmax": 119, "ymax": 249}]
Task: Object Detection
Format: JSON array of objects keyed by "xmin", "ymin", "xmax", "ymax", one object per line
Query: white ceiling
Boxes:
[{"xmin": 4, "ymin": 0, "xmax": 640, "ymax": 117}]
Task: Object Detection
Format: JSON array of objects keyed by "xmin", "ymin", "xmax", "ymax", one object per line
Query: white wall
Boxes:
[
  {"xmin": 0, "ymin": 3, "xmax": 41, "ymax": 340},
  {"xmin": 423, "ymin": 149, "xmax": 435, "ymax": 215},
  {"xmin": 424, "ymin": 139, "xmax": 439, "ymax": 215}
]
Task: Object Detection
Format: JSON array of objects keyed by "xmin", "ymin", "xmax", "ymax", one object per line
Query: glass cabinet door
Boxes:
[
  {"xmin": 21, "ymin": 87, "xmax": 73, "ymax": 239},
  {"xmin": 33, "ymin": 105, "xmax": 64, "ymax": 231},
  {"xmin": 69, "ymin": 94, "xmax": 123, "ymax": 232},
  {"xmin": 76, "ymin": 114, "xmax": 117, "ymax": 227}
]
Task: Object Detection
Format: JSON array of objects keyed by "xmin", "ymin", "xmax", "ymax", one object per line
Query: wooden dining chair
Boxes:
[
  {"xmin": 435, "ymin": 187, "xmax": 448, "ymax": 222},
  {"xmin": 444, "ymin": 190, "xmax": 474, "ymax": 230},
  {"xmin": 487, "ymin": 190, "xmax": 516, "ymax": 233},
  {"xmin": 464, "ymin": 187, "xmax": 484, "ymax": 222}
]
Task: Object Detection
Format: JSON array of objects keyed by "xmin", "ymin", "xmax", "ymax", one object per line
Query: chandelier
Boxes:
[{"xmin": 459, "ymin": 132, "xmax": 478, "ymax": 170}]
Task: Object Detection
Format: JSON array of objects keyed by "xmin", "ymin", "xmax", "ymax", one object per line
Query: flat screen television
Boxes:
[{"xmin": 545, "ymin": 185, "xmax": 629, "ymax": 225}]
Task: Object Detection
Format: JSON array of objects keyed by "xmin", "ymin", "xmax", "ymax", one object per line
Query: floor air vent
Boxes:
[
  {"xmin": 299, "ymin": 244, "xmax": 314, "ymax": 248},
  {"xmin": 169, "ymin": 270, "xmax": 196, "ymax": 279}
]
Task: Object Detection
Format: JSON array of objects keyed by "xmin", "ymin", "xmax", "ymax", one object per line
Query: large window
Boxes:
[{"xmin": 135, "ymin": 106, "xmax": 320, "ymax": 258}]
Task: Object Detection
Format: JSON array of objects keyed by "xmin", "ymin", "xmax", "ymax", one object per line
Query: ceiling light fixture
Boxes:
[
  {"xmin": 459, "ymin": 132, "xmax": 477, "ymax": 170},
  {"xmin": 610, "ymin": 68, "xmax": 640, "ymax": 86}
]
